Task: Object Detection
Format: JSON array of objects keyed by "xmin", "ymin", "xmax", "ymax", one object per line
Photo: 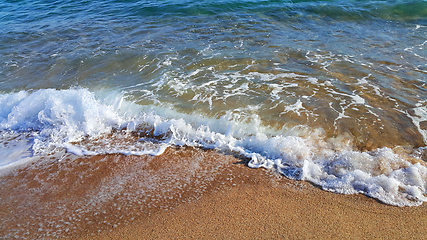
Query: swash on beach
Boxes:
[{"xmin": 1, "ymin": 0, "xmax": 427, "ymax": 237}]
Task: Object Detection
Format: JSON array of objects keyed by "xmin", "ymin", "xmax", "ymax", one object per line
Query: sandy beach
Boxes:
[
  {"xmin": 2, "ymin": 146, "xmax": 427, "ymax": 239},
  {"xmin": 2, "ymin": 0, "xmax": 427, "ymax": 239},
  {"xmin": 89, "ymin": 153, "xmax": 427, "ymax": 240}
]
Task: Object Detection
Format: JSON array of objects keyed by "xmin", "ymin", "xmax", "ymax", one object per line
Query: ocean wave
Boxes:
[{"xmin": 0, "ymin": 88, "xmax": 426, "ymax": 206}]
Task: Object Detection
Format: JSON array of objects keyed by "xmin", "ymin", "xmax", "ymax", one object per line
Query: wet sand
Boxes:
[
  {"xmin": 90, "ymin": 165, "xmax": 427, "ymax": 239},
  {"xmin": 1, "ymin": 147, "xmax": 427, "ymax": 239}
]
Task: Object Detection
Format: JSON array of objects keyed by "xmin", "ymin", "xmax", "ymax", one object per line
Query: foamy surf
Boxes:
[{"xmin": 0, "ymin": 88, "xmax": 426, "ymax": 206}]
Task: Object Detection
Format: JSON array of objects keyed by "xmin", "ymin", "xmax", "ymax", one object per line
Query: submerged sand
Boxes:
[{"xmin": 1, "ymin": 147, "xmax": 427, "ymax": 239}]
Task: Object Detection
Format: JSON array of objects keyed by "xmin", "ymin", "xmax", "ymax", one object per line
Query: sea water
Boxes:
[{"xmin": 1, "ymin": 0, "xmax": 427, "ymax": 208}]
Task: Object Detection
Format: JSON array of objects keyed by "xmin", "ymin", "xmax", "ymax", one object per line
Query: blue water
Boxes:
[
  {"xmin": 1, "ymin": 0, "xmax": 427, "ymax": 237},
  {"xmin": 2, "ymin": 0, "xmax": 426, "ymax": 90}
]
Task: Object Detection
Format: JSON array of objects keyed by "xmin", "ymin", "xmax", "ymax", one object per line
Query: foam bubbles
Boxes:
[
  {"xmin": 408, "ymin": 101, "xmax": 427, "ymax": 144},
  {"xmin": 0, "ymin": 88, "xmax": 426, "ymax": 206},
  {"xmin": 0, "ymin": 89, "xmax": 136, "ymax": 157},
  {"xmin": 0, "ymin": 132, "xmax": 36, "ymax": 172},
  {"xmin": 126, "ymin": 108, "xmax": 427, "ymax": 206}
]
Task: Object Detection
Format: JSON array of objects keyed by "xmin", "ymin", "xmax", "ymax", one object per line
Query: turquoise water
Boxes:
[{"xmin": 1, "ymin": 0, "xmax": 427, "ymax": 229}]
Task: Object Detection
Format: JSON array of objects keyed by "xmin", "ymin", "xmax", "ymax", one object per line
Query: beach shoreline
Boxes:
[
  {"xmin": 2, "ymin": 146, "xmax": 427, "ymax": 239},
  {"xmin": 2, "ymin": 0, "xmax": 427, "ymax": 239},
  {"xmin": 88, "ymin": 159, "xmax": 427, "ymax": 239}
]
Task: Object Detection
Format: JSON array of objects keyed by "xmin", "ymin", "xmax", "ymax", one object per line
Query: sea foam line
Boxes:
[{"xmin": 0, "ymin": 88, "xmax": 426, "ymax": 207}]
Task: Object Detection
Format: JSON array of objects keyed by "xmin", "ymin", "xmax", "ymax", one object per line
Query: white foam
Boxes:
[
  {"xmin": 124, "ymin": 108, "xmax": 427, "ymax": 206},
  {"xmin": 0, "ymin": 132, "xmax": 37, "ymax": 173},
  {"xmin": 408, "ymin": 101, "xmax": 427, "ymax": 144},
  {"xmin": 0, "ymin": 88, "xmax": 426, "ymax": 206},
  {"xmin": 0, "ymin": 88, "xmax": 139, "ymax": 157},
  {"xmin": 138, "ymin": 115, "xmax": 427, "ymax": 206},
  {"xmin": 282, "ymin": 99, "xmax": 305, "ymax": 116}
]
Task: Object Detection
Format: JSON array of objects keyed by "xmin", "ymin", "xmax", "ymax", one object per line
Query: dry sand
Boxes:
[{"xmin": 1, "ymin": 146, "xmax": 427, "ymax": 239}]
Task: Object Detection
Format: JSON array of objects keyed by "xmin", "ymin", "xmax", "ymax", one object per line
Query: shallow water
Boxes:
[{"xmin": 1, "ymin": 0, "xmax": 427, "ymax": 217}]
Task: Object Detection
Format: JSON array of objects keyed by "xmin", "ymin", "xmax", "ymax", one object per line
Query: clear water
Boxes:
[{"xmin": 1, "ymin": 0, "xmax": 427, "ymax": 208}]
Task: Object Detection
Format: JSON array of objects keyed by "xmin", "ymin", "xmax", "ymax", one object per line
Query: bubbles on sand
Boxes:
[{"xmin": 0, "ymin": 88, "xmax": 427, "ymax": 206}]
